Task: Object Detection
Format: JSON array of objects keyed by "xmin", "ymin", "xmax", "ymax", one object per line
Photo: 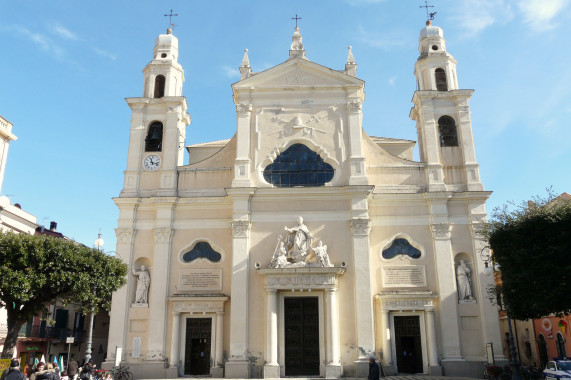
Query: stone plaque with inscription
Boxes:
[
  {"xmin": 180, "ymin": 269, "xmax": 222, "ymax": 291},
  {"xmin": 382, "ymin": 266, "xmax": 426, "ymax": 287},
  {"xmin": 132, "ymin": 337, "xmax": 141, "ymax": 359}
]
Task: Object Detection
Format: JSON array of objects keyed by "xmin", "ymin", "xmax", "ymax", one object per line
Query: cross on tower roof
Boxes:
[
  {"xmin": 164, "ymin": 9, "xmax": 179, "ymax": 29},
  {"xmin": 291, "ymin": 14, "xmax": 302, "ymax": 28},
  {"xmin": 419, "ymin": 1, "xmax": 436, "ymax": 20}
]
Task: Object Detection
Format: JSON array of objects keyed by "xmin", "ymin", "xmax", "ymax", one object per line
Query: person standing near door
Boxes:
[{"xmin": 368, "ymin": 355, "xmax": 380, "ymax": 380}]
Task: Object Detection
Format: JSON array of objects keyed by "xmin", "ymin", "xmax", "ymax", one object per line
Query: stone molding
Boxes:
[
  {"xmin": 376, "ymin": 290, "xmax": 437, "ymax": 311},
  {"xmin": 116, "ymin": 228, "xmax": 135, "ymax": 244},
  {"xmin": 153, "ymin": 227, "xmax": 174, "ymax": 243},
  {"xmin": 169, "ymin": 296, "xmax": 229, "ymax": 314},
  {"xmin": 349, "ymin": 218, "xmax": 371, "ymax": 236},
  {"xmin": 469, "ymin": 222, "xmax": 486, "ymax": 240},
  {"xmin": 231, "ymin": 220, "xmax": 251, "ymax": 237},
  {"xmin": 257, "ymin": 267, "xmax": 345, "ymax": 290},
  {"xmin": 430, "ymin": 223, "xmax": 453, "ymax": 240}
]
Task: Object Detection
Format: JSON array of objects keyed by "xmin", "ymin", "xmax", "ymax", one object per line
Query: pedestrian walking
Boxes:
[{"xmin": 368, "ymin": 355, "xmax": 380, "ymax": 380}]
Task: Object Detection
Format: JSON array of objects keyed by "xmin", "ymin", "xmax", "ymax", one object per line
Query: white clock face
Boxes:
[{"xmin": 143, "ymin": 155, "xmax": 161, "ymax": 171}]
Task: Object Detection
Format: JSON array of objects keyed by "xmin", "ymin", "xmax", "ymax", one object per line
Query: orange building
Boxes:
[{"xmin": 534, "ymin": 315, "xmax": 571, "ymax": 368}]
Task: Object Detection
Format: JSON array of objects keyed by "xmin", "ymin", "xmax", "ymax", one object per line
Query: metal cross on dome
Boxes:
[
  {"xmin": 164, "ymin": 9, "xmax": 179, "ymax": 29},
  {"xmin": 291, "ymin": 14, "xmax": 302, "ymax": 28},
  {"xmin": 419, "ymin": 1, "xmax": 437, "ymax": 20}
]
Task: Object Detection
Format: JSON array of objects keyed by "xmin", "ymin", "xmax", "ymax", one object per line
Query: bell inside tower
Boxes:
[{"xmin": 145, "ymin": 122, "xmax": 163, "ymax": 151}]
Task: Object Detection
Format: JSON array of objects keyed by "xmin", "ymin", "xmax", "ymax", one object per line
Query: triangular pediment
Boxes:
[{"xmin": 233, "ymin": 57, "xmax": 364, "ymax": 91}]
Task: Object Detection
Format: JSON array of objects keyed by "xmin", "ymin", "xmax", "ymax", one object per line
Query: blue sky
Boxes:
[{"xmin": 1, "ymin": 0, "xmax": 570, "ymax": 251}]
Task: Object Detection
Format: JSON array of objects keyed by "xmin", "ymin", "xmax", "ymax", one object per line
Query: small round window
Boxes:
[
  {"xmin": 432, "ymin": 45, "xmax": 439, "ymax": 51},
  {"xmin": 161, "ymin": 53, "xmax": 167, "ymax": 58}
]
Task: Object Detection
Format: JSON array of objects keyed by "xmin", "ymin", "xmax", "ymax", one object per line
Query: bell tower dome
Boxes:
[
  {"xmin": 143, "ymin": 28, "xmax": 184, "ymax": 98},
  {"xmin": 410, "ymin": 21, "xmax": 483, "ymax": 192}
]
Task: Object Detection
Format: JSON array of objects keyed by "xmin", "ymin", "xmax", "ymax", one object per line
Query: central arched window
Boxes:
[
  {"xmin": 182, "ymin": 242, "xmax": 221, "ymax": 263},
  {"xmin": 154, "ymin": 75, "xmax": 165, "ymax": 98},
  {"xmin": 382, "ymin": 238, "xmax": 421, "ymax": 259},
  {"xmin": 438, "ymin": 116, "xmax": 459, "ymax": 147},
  {"xmin": 263, "ymin": 144, "xmax": 334, "ymax": 187}
]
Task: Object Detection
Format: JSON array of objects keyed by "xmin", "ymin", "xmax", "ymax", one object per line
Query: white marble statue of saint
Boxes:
[
  {"xmin": 284, "ymin": 216, "xmax": 313, "ymax": 263},
  {"xmin": 269, "ymin": 236, "xmax": 289, "ymax": 268},
  {"xmin": 313, "ymin": 240, "xmax": 333, "ymax": 267},
  {"xmin": 133, "ymin": 265, "xmax": 150, "ymax": 304},
  {"xmin": 456, "ymin": 260, "xmax": 474, "ymax": 301}
]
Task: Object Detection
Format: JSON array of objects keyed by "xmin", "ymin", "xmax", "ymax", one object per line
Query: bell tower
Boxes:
[
  {"xmin": 121, "ymin": 28, "xmax": 191, "ymax": 198},
  {"xmin": 410, "ymin": 21, "xmax": 483, "ymax": 192}
]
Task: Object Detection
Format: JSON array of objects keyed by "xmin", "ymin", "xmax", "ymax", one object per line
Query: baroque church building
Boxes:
[{"xmin": 106, "ymin": 21, "xmax": 505, "ymax": 379}]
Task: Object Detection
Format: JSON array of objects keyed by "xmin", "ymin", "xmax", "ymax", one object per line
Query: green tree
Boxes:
[
  {"xmin": 0, "ymin": 231, "xmax": 128, "ymax": 358},
  {"xmin": 485, "ymin": 192, "xmax": 571, "ymax": 320}
]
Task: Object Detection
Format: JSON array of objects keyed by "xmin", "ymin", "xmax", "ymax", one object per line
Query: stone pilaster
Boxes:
[
  {"xmin": 263, "ymin": 290, "xmax": 279, "ymax": 378},
  {"xmin": 349, "ymin": 218, "xmax": 375, "ymax": 376},
  {"xmin": 232, "ymin": 103, "xmax": 253, "ymax": 187},
  {"xmin": 430, "ymin": 222, "xmax": 463, "ymax": 360},
  {"xmin": 346, "ymin": 99, "xmax": 367, "ymax": 185}
]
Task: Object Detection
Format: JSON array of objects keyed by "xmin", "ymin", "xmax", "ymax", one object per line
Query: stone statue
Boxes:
[
  {"xmin": 132, "ymin": 265, "xmax": 150, "ymax": 304},
  {"xmin": 269, "ymin": 236, "xmax": 288, "ymax": 268},
  {"xmin": 284, "ymin": 216, "xmax": 313, "ymax": 262},
  {"xmin": 456, "ymin": 260, "xmax": 474, "ymax": 301},
  {"xmin": 313, "ymin": 240, "xmax": 333, "ymax": 267}
]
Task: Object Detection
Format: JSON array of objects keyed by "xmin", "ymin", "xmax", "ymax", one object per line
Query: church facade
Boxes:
[{"xmin": 105, "ymin": 21, "xmax": 505, "ymax": 379}]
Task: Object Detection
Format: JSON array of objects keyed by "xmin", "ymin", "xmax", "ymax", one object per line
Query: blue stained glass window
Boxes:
[
  {"xmin": 263, "ymin": 144, "xmax": 334, "ymax": 187},
  {"xmin": 182, "ymin": 242, "xmax": 221, "ymax": 263},
  {"xmin": 382, "ymin": 238, "xmax": 421, "ymax": 259}
]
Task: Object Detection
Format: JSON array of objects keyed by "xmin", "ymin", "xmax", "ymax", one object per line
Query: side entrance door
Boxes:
[
  {"xmin": 394, "ymin": 315, "xmax": 423, "ymax": 374},
  {"xmin": 284, "ymin": 297, "xmax": 320, "ymax": 376},
  {"xmin": 184, "ymin": 318, "xmax": 212, "ymax": 375}
]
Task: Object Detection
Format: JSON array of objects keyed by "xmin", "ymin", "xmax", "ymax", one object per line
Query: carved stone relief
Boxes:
[
  {"xmin": 349, "ymin": 218, "xmax": 371, "ymax": 236},
  {"xmin": 116, "ymin": 228, "xmax": 134, "ymax": 245},
  {"xmin": 153, "ymin": 227, "xmax": 173, "ymax": 243},
  {"xmin": 231, "ymin": 220, "xmax": 251, "ymax": 237},
  {"xmin": 430, "ymin": 223, "xmax": 453, "ymax": 240}
]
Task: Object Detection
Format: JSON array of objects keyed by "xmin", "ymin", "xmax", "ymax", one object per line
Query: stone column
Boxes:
[
  {"xmin": 212, "ymin": 311, "xmax": 225, "ymax": 377},
  {"xmin": 349, "ymin": 218, "xmax": 375, "ymax": 377},
  {"xmin": 379, "ymin": 306, "xmax": 392, "ymax": 367},
  {"xmin": 346, "ymin": 99, "xmax": 367, "ymax": 185},
  {"xmin": 425, "ymin": 307, "xmax": 442, "ymax": 375},
  {"xmin": 147, "ymin": 225, "xmax": 174, "ymax": 360},
  {"xmin": 431, "ymin": 222, "xmax": 463, "ymax": 361},
  {"xmin": 105, "ymin": 226, "xmax": 135, "ymax": 365},
  {"xmin": 170, "ymin": 312, "xmax": 181, "ymax": 370},
  {"xmin": 226, "ymin": 219, "xmax": 251, "ymax": 378},
  {"xmin": 263, "ymin": 290, "xmax": 279, "ymax": 378},
  {"xmin": 325, "ymin": 288, "xmax": 342, "ymax": 378},
  {"xmin": 232, "ymin": 103, "xmax": 253, "ymax": 187}
]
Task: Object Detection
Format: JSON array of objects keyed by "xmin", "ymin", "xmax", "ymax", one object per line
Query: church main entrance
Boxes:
[
  {"xmin": 284, "ymin": 297, "xmax": 320, "ymax": 376},
  {"xmin": 184, "ymin": 318, "xmax": 212, "ymax": 375},
  {"xmin": 394, "ymin": 316, "xmax": 423, "ymax": 374}
]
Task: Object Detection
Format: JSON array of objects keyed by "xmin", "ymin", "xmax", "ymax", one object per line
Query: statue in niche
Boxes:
[
  {"xmin": 456, "ymin": 260, "xmax": 474, "ymax": 301},
  {"xmin": 284, "ymin": 216, "xmax": 313, "ymax": 262},
  {"xmin": 313, "ymin": 240, "xmax": 333, "ymax": 267},
  {"xmin": 133, "ymin": 265, "xmax": 150, "ymax": 304}
]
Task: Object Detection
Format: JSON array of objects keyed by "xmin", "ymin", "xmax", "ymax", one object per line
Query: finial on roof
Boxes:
[
  {"xmin": 345, "ymin": 45, "xmax": 357, "ymax": 77},
  {"xmin": 289, "ymin": 26, "xmax": 306, "ymax": 59},
  {"xmin": 240, "ymin": 49, "xmax": 252, "ymax": 80},
  {"xmin": 426, "ymin": 20, "xmax": 432, "ymax": 26},
  {"xmin": 167, "ymin": 27, "xmax": 172, "ymax": 34},
  {"xmin": 347, "ymin": 46, "xmax": 355, "ymax": 64}
]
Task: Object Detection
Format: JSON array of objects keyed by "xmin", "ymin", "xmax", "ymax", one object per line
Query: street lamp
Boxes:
[
  {"xmin": 480, "ymin": 249, "xmax": 493, "ymax": 276},
  {"xmin": 85, "ymin": 230, "xmax": 105, "ymax": 364}
]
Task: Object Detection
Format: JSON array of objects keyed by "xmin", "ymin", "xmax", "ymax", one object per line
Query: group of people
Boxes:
[{"xmin": 1, "ymin": 359, "xmax": 111, "ymax": 380}]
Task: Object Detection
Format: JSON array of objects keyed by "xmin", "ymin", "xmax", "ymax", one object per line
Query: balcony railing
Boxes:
[{"xmin": 17, "ymin": 325, "xmax": 86, "ymax": 342}]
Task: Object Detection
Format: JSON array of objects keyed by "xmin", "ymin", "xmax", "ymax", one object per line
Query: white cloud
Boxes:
[
  {"xmin": 449, "ymin": 0, "xmax": 514, "ymax": 37},
  {"xmin": 388, "ymin": 76, "xmax": 396, "ymax": 86},
  {"xmin": 19, "ymin": 26, "xmax": 64, "ymax": 59},
  {"xmin": 222, "ymin": 66, "xmax": 240, "ymax": 78},
  {"xmin": 92, "ymin": 47, "xmax": 117, "ymax": 60},
  {"xmin": 51, "ymin": 23, "xmax": 79, "ymax": 40},
  {"xmin": 518, "ymin": 0, "xmax": 570, "ymax": 31}
]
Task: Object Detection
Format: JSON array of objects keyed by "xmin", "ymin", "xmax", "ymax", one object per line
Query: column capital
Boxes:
[
  {"xmin": 231, "ymin": 220, "xmax": 251, "ymax": 237},
  {"xmin": 172, "ymin": 310, "xmax": 181, "ymax": 316},
  {"xmin": 236, "ymin": 103, "xmax": 253, "ymax": 116},
  {"xmin": 324, "ymin": 288, "xmax": 338, "ymax": 294},
  {"xmin": 116, "ymin": 228, "xmax": 135, "ymax": 245},
  {"xmin": 154, "ymin": 227, "xmax": 174, "ymax": 243},
  {"xmin": 349, "ymin": 218, "xmax": 371, "ymax": 236},
  {"xmin": 346, "ymin": 99, "xmax": 362, "ymax": 113},
  {"xmin": 426, "ymin": 306, "xmax": 435, "ymax": 313},
  {"xmin": 216, "ymin": 311, "xmax": 224, "ymax": 316},
  {"xmin": 430, "ymin": 223, "xmax": 453, "ymax": 240},
  {"xmin": 266, "ymin": 289, "xmax": 277, "ymax": 295}
]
